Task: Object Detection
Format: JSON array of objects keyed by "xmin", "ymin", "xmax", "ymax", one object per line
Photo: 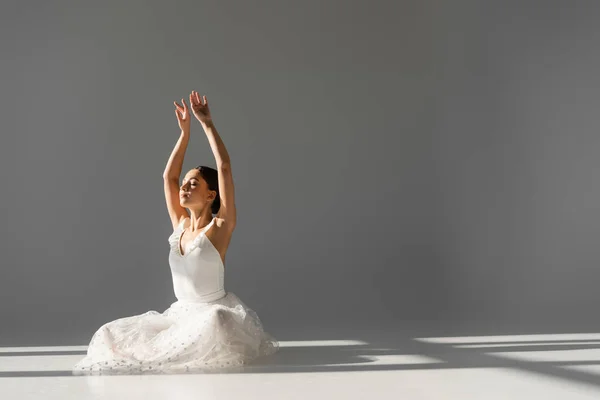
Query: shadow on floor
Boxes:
[{"xmin": 3, "ymin": 322, "xmax": 600, "ymax": 387}]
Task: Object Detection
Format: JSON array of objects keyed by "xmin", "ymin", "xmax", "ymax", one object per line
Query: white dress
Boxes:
[{"xmin": 72, "ymin": 217, "xmax": 279, "ymax": 374}]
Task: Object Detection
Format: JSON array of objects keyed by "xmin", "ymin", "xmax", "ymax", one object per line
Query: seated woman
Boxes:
[{"xmin": 73, "ymin": 91, "xmax": 279, "ymax": 374}]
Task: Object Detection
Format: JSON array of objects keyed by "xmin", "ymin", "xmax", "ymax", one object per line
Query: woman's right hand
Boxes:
[{"xmin": 174, "ymin": 98, "xmax": 191, "ymax": 133}]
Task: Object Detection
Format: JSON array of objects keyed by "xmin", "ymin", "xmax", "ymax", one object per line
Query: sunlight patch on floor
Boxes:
[{"xmin": 414, "ymin": 333, "xmax": 600, "ymax": 344}]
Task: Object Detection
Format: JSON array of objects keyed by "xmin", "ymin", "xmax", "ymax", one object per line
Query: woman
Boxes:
[{"xmin": 73, "ymin": 91, "xmax": 279, "ymax": 374}]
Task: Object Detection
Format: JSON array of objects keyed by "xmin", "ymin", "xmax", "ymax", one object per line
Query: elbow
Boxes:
[{"xmin": 217, "ymin": 160, "xmax": 232, "ymax": 171}]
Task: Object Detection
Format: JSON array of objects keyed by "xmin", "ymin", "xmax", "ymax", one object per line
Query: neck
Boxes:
[{"xmin": 187, "ymin": 208, "xmax": 213, "ymax": 232}]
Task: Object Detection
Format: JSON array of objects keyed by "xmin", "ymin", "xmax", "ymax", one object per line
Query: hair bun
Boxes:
[{"xmin": 195, "ymin": 165, "xmax": 221, "ymax": 215}]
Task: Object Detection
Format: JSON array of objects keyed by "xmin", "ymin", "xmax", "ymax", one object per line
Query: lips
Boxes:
[{"xmin": 180, "ymin": 193, "xmax": 190, "ymax": 198}]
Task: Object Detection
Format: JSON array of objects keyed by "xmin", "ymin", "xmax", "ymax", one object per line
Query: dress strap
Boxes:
[{"xmin": 201, "ymin": 218, "xmax": 215, "ymax": 233}]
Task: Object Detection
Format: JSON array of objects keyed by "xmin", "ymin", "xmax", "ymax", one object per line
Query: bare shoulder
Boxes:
[
  {"xmin": 205, "ymin": 215, "xmax": 235, "ymax": 258},
  {"xmin": 212, "ymin": 215, "xmax": 235, "ymax": 232},
  {"xmin": 175, "ymin": 215, "xmax": 189, "ymax": 230}
]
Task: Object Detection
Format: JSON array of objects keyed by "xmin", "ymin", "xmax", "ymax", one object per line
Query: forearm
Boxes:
[
  {"xmin": 162, "ymin": 130, "xmax": 190, "ymax": 180},
  {"xmin": 201, "ymin": 120, "xmax": 231, "ymax": 166}
]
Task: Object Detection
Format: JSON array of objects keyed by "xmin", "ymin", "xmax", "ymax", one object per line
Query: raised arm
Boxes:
[
  {"xmin": 162, "ymin": 99, "xmax": 191, "ymax": 229},
  {"xmin": 190, "ymin": 91, "xmax": 237, "ymax": 229}
]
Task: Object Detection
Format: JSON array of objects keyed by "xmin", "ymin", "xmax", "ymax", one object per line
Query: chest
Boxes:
[
  {"xmin": 176, "ymin": 228, "xmax": 225, "ymax": 263},
  {"xmin": 178, "ymin": 229, "xmax": 203, "ymax": 256}
]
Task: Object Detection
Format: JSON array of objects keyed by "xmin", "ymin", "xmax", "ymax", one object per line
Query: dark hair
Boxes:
[{"xmin": 195, "ymin": 165, "xmax": 220, "ymax": 215}]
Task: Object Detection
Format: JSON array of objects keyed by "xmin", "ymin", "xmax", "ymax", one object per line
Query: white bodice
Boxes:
[{"xmin": 167, "ymin": 217, "xmax": 226, "ymax": 303}]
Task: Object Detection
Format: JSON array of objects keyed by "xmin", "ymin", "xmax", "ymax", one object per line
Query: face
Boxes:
[{"xmin": 179, "ymin": 169, "xmax": 215, "ymax": 208}]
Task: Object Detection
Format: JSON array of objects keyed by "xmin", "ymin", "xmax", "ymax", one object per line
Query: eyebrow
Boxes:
[{"xmin": 183, "ymin": 177, "xmax": 200, "ymax": 182}]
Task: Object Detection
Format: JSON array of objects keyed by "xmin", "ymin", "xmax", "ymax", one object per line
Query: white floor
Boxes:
[{"xmin": 3, "ymin": 331, "xmax": 600, "ymax": 399}]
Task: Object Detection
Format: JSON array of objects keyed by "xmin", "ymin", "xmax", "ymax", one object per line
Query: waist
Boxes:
[{"xmin": 177, "ymin": 289, "xmax": 227, "ymax": 303}]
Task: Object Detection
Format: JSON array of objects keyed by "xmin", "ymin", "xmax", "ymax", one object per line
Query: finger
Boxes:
[
  {"xmin": 174, "ymin": 101, "xmax": 183, "ymax": 110},
  {"xmin": 203, "ymin": 95, "xmax": 207, "ymax": 105},
  {"xmin": 194, "ymin": 91, "xmax": 201, "ymax": 104},
  {"xmin": 175, "ymin": 109, "xmax": 181, "ymax": 120},
  {"xmin": 189, "ymin": 92, "xmax": 195, "ymax": 106},
  {"xmin": 181, "ymin": 98, "xmax": 187, "ymax": 109}
]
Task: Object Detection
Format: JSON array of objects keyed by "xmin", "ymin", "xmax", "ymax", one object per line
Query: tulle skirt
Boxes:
[{"xmin": 72, "ymin": 292, "xmax": 279, "ymax": 375}]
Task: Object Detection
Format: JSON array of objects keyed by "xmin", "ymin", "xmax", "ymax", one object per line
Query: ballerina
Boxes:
[{"xmin": 73, "ymin": 91, "xmax": 279, "ymax": 374}]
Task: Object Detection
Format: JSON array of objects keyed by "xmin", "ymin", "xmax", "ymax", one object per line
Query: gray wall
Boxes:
[{"xmin": 2, "ymin": 0, "xmax": 600, "ymax": 345}]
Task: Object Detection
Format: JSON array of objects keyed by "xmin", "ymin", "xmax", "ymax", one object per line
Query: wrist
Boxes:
[{"xmin": 201, "ymin": 119, "xmax": 214, "ymax": 128}]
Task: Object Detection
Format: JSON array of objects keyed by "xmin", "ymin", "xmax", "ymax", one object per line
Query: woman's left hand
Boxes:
[
  {"xmin": 174, "ymin": 98, "xmax": 191, "ymax": 133},
  {"xmin": 190, "ymin": 91, "xmax": 213, "ymax": 125}
]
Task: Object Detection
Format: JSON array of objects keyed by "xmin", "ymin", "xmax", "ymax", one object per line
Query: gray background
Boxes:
[{"xmin": 2, "ymin": 0, "xmax": 600, "ymax": 345}]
